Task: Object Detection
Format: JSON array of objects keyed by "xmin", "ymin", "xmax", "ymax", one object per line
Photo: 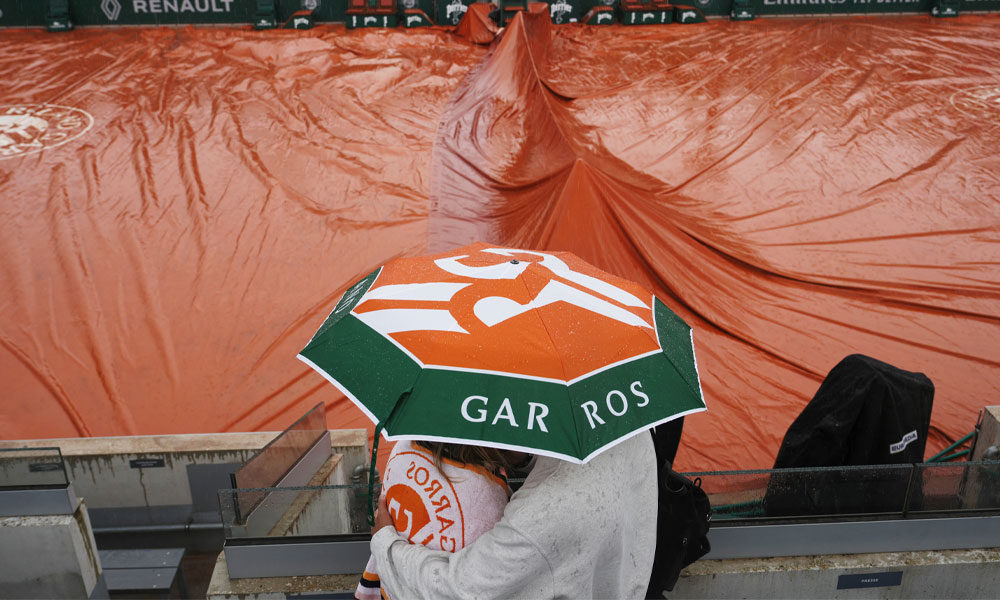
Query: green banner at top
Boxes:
[
  {"xmin": 755, "ymin": 0, "xmax": 934, "ymax": 14},
  {"xmin": 0, "ymin": 0, "xmax": 997, "ymax": 29}
]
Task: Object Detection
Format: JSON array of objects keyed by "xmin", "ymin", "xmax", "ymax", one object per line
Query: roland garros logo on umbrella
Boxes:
[{"xmin": 299, "ymin": 243, "xmax": 706, "ymax": 463}]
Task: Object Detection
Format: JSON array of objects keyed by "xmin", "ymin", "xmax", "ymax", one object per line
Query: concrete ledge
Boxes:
[
  {"xmin": 670, "ymin": 547, "xmax": 1000, "ymax": 599},
  {"xmin": 706, "ymin": 515, "xmax": 1000, "ymax": 559},
  {"xmin": 207, "ymin": 550, "xmax": 359, "ymax": 600},
  {"xmin": 0, "ymin": 430, "xmax": 366, "ymax": 455}
]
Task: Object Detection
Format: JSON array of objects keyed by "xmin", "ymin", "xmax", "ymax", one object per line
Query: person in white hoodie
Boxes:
[{"xmin": 369, "ymin": 432, "xmax": 658, "ymax": 600}]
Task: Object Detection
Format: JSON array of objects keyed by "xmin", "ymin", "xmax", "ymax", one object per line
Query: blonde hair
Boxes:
[{"xmin": 416, "ymin": 441, "xmax": 512, "ymax": 480}]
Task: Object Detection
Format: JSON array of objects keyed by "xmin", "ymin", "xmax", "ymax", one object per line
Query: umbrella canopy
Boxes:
[{"xmin": 299, "ymin": 242, "xmax": 706, "ymax": 464}]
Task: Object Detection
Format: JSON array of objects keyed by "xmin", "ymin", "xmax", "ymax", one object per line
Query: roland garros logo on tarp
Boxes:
[
  {"xmin": 0, "ymin": 105, "xmax": 93, "ymax": 160},
  {"xmin": 951, "ymin": 85, "xmax": 1000, "ymax": 122},
  {"xmin": 350, "ymin": 247, "xmax": 659, "ymax": 381}
]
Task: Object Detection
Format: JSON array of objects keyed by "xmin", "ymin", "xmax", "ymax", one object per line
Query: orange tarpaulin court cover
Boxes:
[{"xmin": 1, "ymin": 12, "xmax": 999, "ymax": 472}]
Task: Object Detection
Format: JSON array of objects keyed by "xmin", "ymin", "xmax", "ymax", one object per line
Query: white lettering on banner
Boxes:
[
  {"xmin": 581, "ymin": 381, "xmax": 649, "ymax": 430},
  {"xmin": 133, "ymin": 0, "xmax": 233, "ymax": 14},
  {"xmin": 460, "ymin": 395, "xmax": 549, "ymax": 433},
  {"xmin": 461, "ymin": 396, "xmax": 488, "ymax": 423},
  {"xmin": 890, "ymin": 430, "xmax": 918, "ymax": 454},
  {"xmin": 581, "ymin": 401, "xmax": 605, "ymax": 428},
  {"xmin": 527, "ymin": 402, "xmax": 549, "ymax": 432},
  {"xmin": 631, "ymin": 381, "xmax": 649, "ymax": 407},
  {"xmin": 606, "ymin": 390, "xmax": 628, "ymax": 417},
  {"xmin": 491, "ymin": 398, "xmax": 518, "ymax": 427}
]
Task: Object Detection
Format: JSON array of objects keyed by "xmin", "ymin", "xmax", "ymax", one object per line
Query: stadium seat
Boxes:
[
  {"xmin": 673, "ymin": 4, "xmax": 706, "ymax": 23},
  {"xmin": 254, "ymin": 0, "xmax": 278, "ymax": 29},
  {"xmin": 403, "ymin": 8, "xmax": 433, "ymax": 27},
  {"xmin": 496, "ymin": 0, "xmax": 530, "ymax": 27},
  {"xmin": 932, "ymin": 0, "xmax": 959, "ymax": 17},
  {"xmin": 583, "ymin": 5, "xmax": 615, "ymax": 25},
  {"xmin": 283, "ymin": 10, "xmax": 315, "ymax": 29},
  {"xmin": 346, "ymin": 0, "xmax": 399, "ymax": 28},
  {"xmin": 730, "ymin": 0, "xmax": 754, "ymax": 20},
  {"xmin": 619, "ymin": 0, "xmax": 674, "ymax": 25},
  {"xmin": 46, "ymin": 0, "xmax": 73, "ymax": 32}
]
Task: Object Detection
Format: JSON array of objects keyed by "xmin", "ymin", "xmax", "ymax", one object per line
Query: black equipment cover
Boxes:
[{"xmin": 766, "ymin": 354, "xmax": 934, "ymax": 516}]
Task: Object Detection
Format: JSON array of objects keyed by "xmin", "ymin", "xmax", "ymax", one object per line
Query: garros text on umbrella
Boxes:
[
  {"xmin": 459, "ymin": 380, "xmax": 648, "ymax": 431},
  {"xmin": 461, "ymin": 396, "xmax": 550, "ymax": 432},
  {"xmin": 580, "ymin": 381, "xmax": 649, "ymax": 429}
]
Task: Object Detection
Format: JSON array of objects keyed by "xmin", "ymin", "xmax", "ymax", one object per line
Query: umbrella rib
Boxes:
[
  {"xmin": 527, "ymin": 283, "xmax": 584, "ymax": 459},
  {"xmin": 509, "ymin": 268, "xmax": 583, "ymax": 459}
]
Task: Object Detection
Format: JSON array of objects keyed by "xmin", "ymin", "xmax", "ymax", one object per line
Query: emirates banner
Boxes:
[{"xmin": 756, "ymin": 0, "xmax": 933, "ymax": 14}]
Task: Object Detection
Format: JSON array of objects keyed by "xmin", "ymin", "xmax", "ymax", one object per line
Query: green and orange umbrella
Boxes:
[{"xmin": 299, "ymin": 242, "xmax": 707, "ymax": 468}]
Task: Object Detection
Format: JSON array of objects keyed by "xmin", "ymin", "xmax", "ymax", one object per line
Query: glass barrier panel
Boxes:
[
  {"xmin": 686, "ymin": 469, "xmax": 770, "ymax": 520},
  {"xmin": 691, "ymin": 464, "xmax": 916, "ymax": 520},
  {"xmin": 219, "ymin": 463, "xmax": 1000, "ymax": 538},
  {"xmin": 0, "ymin": 447, "xmax": 68, "ymax": 488},
  {"xmin": 909, "ymin": 461, "xmax": 1000, "ymax": 514},
  {"xmin": 231, "ymin": 402, "xmax": 328, "ymax": 521},
  {"xmin": 694, "ymin": 462, "xmax": 1000, "ymax": 522},
  {"xmin": 220, "ymin": 484, "xmax": 373, "ymax": 539}
]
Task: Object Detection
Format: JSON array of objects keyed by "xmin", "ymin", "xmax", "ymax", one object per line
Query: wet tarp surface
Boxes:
[{"xmin": 1, "ymin": 14, "xmax": 998, "ymax": 472}]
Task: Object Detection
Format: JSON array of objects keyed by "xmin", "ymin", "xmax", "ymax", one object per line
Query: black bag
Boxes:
[{"xmin": 646, "ymin": 463, "xmax": 712, "ymax": 598}]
